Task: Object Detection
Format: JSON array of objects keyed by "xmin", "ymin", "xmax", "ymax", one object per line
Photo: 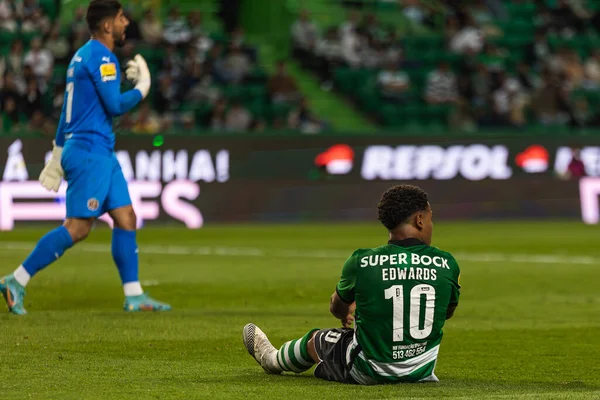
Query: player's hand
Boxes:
[
  {"xmin": 39, "ymin": 141, "xmax": 64, "ymax": 193},
  {"xmin": 340, "ymin": 302, "xmax": 356, "ymax": 329},
  {"xmin": 126, "ymin": 54, "xmax": 151, "ymax": 99}
]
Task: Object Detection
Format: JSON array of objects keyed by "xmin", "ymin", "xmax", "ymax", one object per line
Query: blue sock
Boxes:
[
  {"xmin": 22, "ymin": 226, "xmax": 74, "ymax": 277},
  {"xmin": 112, "ymin": 228, "xmax": 139, "ymax": 285}
]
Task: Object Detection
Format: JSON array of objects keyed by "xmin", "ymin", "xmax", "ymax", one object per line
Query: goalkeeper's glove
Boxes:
[
  {"xmin": 126, "ymin": 54, "xmax": 151, "ymax": 99},
  {"xmin": 39, "ymin": 141, "xmax": 64, "ymax": 192}
]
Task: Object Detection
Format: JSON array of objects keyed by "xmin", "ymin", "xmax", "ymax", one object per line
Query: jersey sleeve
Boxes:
[
  {"xmin": 86, "ymin": 53, "xmax": 142, "ymax": 117},
  {"xmin": 335, "ymin": 253, "xmax": 358, "ymax": 304},
  {"xmin": 449, "ymin": 257, "xmax": 461, "ymax": 306},
  {"xmin": 54, "ymin": 99, "xmax": 67, "ymax": 147}
]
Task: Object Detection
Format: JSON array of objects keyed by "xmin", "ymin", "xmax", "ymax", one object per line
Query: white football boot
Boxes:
[{"xmin": 243, "ymin": 323, "xmax": 282, "ymax": 374}]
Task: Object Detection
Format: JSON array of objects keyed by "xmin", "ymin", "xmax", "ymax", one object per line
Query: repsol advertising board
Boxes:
[{"xmin": 0, "ymin": 136, "xmax": 596, "ymax": 228}]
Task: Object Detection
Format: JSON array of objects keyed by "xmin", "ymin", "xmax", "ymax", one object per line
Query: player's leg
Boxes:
[
  {"xmin": 243, "ymin": 323, "xmax": 319, "ymax": 375},
  {"xmin": 0, "ymin": 220, "xmax": 90, "ymax": 315},
  {"xmin": 0, "ymin": 145, "xmax": 105, "ymax": 314},
  {"xmin": 242, "ymin": 324, "xmax": 368, "ymax": 384},
  {"xmin": 105, "ymin": 155, "xmax": 170, "ymax": 312}
]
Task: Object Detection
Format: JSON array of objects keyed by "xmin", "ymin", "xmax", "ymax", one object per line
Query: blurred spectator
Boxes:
[
  {"xmin": 194, "ymin": 30, "xmax": 214, "ymax": 62},
  {"xmin": 377, "ymin": 61, "xmax": 411, "ymax": 102},
  {"xmin": 230, "ymin": 26, "xmax": 256, "ymax": 62},
  {"xmin": 315, "ymin": 27, "xmax": 343, "ymax": 84},
  {"xmin": 562, "ymin": 49, "xmax": 584, "ymax": 89},
  {"xmin": 478, "ymin": 43, "xmax": 507, "ymax": 75},
  {"xmin": 21, "ymin": 8, "xmax": 51, "ymax": 35},
  {"xmin": 23, "ymin": 78, "xmax": 42, "ymax": 117},
  {"xmin": 2, "ymin": 97, "xmax": 22, "ymax": 132},
  {"xmin": 139, "ymin": 9, "xmax": 163, "ymax": 45},
  {"xmin": 24, "ymin": 37, "xmax": 53, "ymax": 85},
  {"xmin": 401, "ymin": 0, "xmax": 426, "ymax": 25},
  {"xmin": 251, "ymin": 118, "xmax": 266, "ymax": 132},
  {"xmin": 339, "ymin": 10, "xmax": 360, "ymax": 38},
  {"xmin": 268, "ymin": 61, "xmax": 300, "ymax": 104},
  {"xmin": 516, "ymin": 62, "xmax": 539, "ymax": 95},
  {"xmin": 132, "ymin": 103, "xmax": 161, "ymax": 134},
  {"xmin": 549, "ymin": 0, "xmax": 585, "ymax": 37},
  {"xmin": 470, "ymin": 64, "xmax": 492, "ymax": 108},
  {"xmin": 570, "ymin": 98, "xmax": 594, "ymax": 128},
  {"xmin": 163, "ymin": 7, "xmax": 192, "ymax": 45},
  {"xmin": 341, "ymin": 24, "xmax": 362, "ymax": 67},
  {"xmin": 0, "ymin": 0, "xmax": 18, "ymax": 32},
  {"xmin": 71, "ymin": 27, "xmax": 88, "ymax": 53},
  {"xmin": 527, "ymin": 30, "xmax": 551, "ymax": 70},
  {"xmin": 187, "ymin": 10, "xmax": 203, "ymax": 38},
  {"xmin": 584, "ymin": 50, "xmax": 600, "ymax": 88},
  {"xmin": 425, "ymin": 62, "xmax": 458, "ymax": 105},
  {"xmin": 449, "ymin": 15, "xmax": 484, "ymax": 55},
  {"xmin": 208, "ymin": 97, "xmax": 227, "ymax": 130},
  {"xmin": 225, "ymin": 100, "xmax": 251, "ymax": 132},
  {"xmin": 288, "ymin": 97, "xmax": 325, "ymax": 134},
  {"xmin": 46, "ymin": 24, "xmax": 70, "ymax": 63},
  {"xmin": 531, "ymin": 70, "xmax": 570, "ymax": 125},
  {"xmin": 68, "ymin": 6, "xmax": 88, "ymax": 51},
  {"xmin": 7, "ymin": 40, "xmax": 24, "ymax": 74},
  {"xmin": 155, "ymin": 75, "xmax": 179, "ymax": 114},
  {"xmin": 27, "ymin": 110, "xmax": 53, "ymax": 135},
  {"xmin": 487, "ymin": 74, "xmax": 526, "ymax": 127},
  {"xmin": 468, "ymin": 0, "xmax": 501, "ymax": 38},
  {"xmin": 0, "ymin": 57, "xmax": 5, "ymax": 89},
  {"xmin": 180, "ymin": 112, "xmax": 196, "ymax": 131},
  {"xmin": 292, "ymin": 9, "xmax": 318, "ymax": 52},
  {"xmin": 215, "ymin": 43, "xmax": 251, "ymax": 84},
  {"xmin": 361, "ymin": 38, "xmax": 385, "ymax": 69},
  {"xmin": 1, "ymin": 71, "xmax": 24, "ymax": 104},
  {"xmin": 566, "ymin": 148, "xmax": 587, "ymax": 178},
  {"xmin": 449, "ymin": 98, "xmax": 477, "ymax": 133},
  {"xmin": 20, "ymin": 0, "xmax": 39, "ymax": 20}
]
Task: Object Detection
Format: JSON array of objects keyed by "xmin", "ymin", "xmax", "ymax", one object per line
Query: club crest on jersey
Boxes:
[
  {"xmin": 87, "ymin": 198, "xmax": 99, "ymax": 211},
  {"xmin": 100, "ymin": 62, "xmax": 117, "ymax": 82}
]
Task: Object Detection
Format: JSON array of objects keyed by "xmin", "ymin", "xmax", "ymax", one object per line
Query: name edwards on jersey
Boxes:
[{"xmin": 359, "ymin": 253, "xmax": 451, "ymax": 282}]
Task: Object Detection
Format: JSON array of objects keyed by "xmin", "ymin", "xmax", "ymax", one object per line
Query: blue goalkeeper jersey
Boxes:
[{"xmin": 55, "ymin": 39, "xmax": 142, "ymax": 153}]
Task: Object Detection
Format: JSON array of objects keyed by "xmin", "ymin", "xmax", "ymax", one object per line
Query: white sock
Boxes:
[
  {"xmin": 123, "ymin": 281, "xmax": 143, "ymax": 297},
  {"xmin": 13, "ymin": 265, "xmax": 31, "ymax": 287}
]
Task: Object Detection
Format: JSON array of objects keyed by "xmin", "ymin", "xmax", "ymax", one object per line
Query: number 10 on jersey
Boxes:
[{"xmin": 384, "ymin": 284, "xmax": 435, "ymax": 342}]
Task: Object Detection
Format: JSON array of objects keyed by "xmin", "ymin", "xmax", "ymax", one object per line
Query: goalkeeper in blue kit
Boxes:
[{"xmin": 0, "ymin": 0, "xmax": 170, "ymax": 314}]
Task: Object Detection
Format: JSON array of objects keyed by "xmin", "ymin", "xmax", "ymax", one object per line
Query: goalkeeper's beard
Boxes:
[{"xmin": 114, "ymin": 32, "xmax": 126, "ymax": 48}]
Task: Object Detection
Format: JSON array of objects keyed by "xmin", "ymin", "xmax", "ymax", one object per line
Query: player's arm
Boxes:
[
  {"xmin": 446, "ymin": 258, "xmax": 461, "ymax": 320},
  {"xmin": 54, "ymin": 98, "xmax": 67, "ymax": 147},
  {"xmin": 330, "ymin": 254, "xmax": 357, "ymax": 328},
  {"xmin": 39, "ymin": 100, "xmax": 66, "ymax": 192},
  {"xmin": 88, "ymin": 54, "xmax": 150, "ymax": 117}
]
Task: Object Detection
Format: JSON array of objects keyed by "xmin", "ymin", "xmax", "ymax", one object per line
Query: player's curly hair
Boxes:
[
  {"xmin": 87, "ymin": 0, "xmax": 122, "ymax": 34},
  {"xmin": 377, "ymin": 185, "xmax": 429, "ymax": 230}
]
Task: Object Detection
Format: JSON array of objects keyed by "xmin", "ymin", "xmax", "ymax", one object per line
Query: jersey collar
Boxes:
[{"xmin": 388, "ymin": 238, "xmax": 426, "ymax": 247}]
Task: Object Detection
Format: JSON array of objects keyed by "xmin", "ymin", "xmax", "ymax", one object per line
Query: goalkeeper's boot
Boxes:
[
  {"xmin": 0, "ymin": 275, "xmax": 27, "ymax": 315},
  {"xmin": 124, "ymin": 293, "xmax": 171, "ymax": 312},
  {"xmin": 242, "ymin": 323, "xmax": 282, "ymax": 375}
]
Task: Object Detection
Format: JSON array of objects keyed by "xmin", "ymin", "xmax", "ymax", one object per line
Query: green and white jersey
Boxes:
[{"xmin": 336, "ymin": 238, "xmax": 461, "ymax": 384}]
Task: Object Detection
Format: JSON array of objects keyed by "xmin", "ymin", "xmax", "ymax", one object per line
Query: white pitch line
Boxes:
[{"xmin": 0, "ymin": 242, "xmax": 598, "ymax": 265}]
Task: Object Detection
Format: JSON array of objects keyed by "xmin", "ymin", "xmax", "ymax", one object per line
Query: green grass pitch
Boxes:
[{"xmin": 1, "ymin": 221, "xmax": 600, "ymax": 399}]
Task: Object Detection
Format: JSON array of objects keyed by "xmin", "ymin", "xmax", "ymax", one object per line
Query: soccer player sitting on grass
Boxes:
[
  {"xmin": 0, "ymin": 0, "xmax": 170, "ymax": 315},
  {"xmin": 243, "ymin": 185, "xmax": 461, "ymax": 384}
]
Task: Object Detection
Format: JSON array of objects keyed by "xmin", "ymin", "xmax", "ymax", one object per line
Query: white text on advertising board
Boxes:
[{"xmin": 361, "ymin": 145, "xmax": 512, "ymax": 181}]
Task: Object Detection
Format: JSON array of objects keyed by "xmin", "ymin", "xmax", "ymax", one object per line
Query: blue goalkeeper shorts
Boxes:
[{"xmin": 61, "ymin": 140, "xmax": 132, "ymax": 218}]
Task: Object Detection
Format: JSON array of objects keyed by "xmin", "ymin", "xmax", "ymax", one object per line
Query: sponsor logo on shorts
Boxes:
[{"xmin": 87, "ymin": 198, "xmax": 99, "ymax": 211}]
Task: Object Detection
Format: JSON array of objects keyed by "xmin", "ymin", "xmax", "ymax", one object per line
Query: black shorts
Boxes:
[{"xmin": 313, "ymin": 328, "xmax": 360, "ymax": 384}]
